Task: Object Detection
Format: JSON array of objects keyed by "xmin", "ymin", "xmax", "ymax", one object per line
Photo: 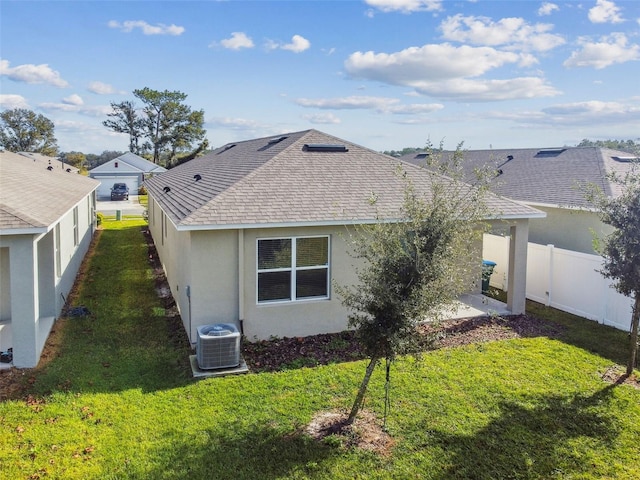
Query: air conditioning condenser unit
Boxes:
[{"xmin": 196, "ymin": 323, "xmax": 241, "ymax": 370}]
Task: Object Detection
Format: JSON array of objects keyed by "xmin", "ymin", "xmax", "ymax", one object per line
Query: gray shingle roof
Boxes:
[
  {"xmin": 17, "ymin": 151, "xmax": 79, "ymax": 173},
  {"xmin": 400, "ymin": 147, "xmax": 637, "ymax": 208},
  {"xmin": 145, "ymin": 130, "xmax": 542, "ymax": 230},
  {"xmin": 0, "ymin": 151, "xmax": 100, "ymax": 233}
]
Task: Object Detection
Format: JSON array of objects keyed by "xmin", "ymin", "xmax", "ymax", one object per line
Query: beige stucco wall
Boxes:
[
  {"xmin": 187, "ymin": 229, "xmax": 239, "ymax": 343},
  {"xmin": 493, "ymin": 206, "xmax": 610, "ymax": 255},
  {"xmin": 0, "ymin": 193, "xmax": 95, "ymax": 367},
  {"xmin": 240, "ymin": 226, "xmax": 360, "ymax": 341},
  {"xmin": 0, "ymin": 247, "xmax": 10, "ymax": 321},
  {"xmin": 148, "ymin": 200, "xmax": 492, "ymax": 343}
]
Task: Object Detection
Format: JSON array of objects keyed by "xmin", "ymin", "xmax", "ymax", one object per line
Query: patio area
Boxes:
[{"xmin": 453, "ymin": 293, "xmax": 511, "ymax": 319}]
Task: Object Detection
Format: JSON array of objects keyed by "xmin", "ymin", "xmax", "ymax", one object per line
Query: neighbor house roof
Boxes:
[
  {"xmin": 89, "ymin": 152, "xmax": 167, "ymax": 174},
  {"xmin": 17, "ymin": 151, "xmax": 79, "ymax": 174},
  {"xmin": 400, "ymin": 147, "xmax": 637, "ymax": 209},
  {"xmin": 0, "ymin": 151, "xmax": 99, "ymax": 234},
  {"xmin": 145, "ymin": 130, "xmax": 544, "ymax": 231}
]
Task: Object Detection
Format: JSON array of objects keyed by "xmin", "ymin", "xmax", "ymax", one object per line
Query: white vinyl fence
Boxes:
[{"xmin": 483, "ymin": 234, "xmax": 633, "ymax": 332}]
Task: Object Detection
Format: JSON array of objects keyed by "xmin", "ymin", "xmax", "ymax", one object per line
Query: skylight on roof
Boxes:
[
  {"xmin": 217, "ymin": 144, "xmax": 236, "ymax": 154},
  {"xmin": 303, "ymin": 144, "xmax": 348, "ymax": 152},
  {"xmin": 267, "ymin": 136, "xmax": 288, "ymax": 145},
  {"xmin": 535, "ymin": 148, "xmax": 566, "ymax": 156},
  {"xmin": 612, "ymin": 156, "xmax": 639, "ymax": 163}
]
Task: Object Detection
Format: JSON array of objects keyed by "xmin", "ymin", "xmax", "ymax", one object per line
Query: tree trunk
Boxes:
[
  {"xmin": 627, "ymin": 295, "xmax": 640, "ymax": 376},
  {"xmin": 346, "ymin": 356, "xmax": 379, "ymax": 426}
]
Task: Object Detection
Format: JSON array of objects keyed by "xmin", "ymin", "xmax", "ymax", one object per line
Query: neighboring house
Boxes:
[
  {"xmin": 145, "ymin": 130, "xmax": 543, "ymax": 344},
  {"xmin": 400, "ymin": 147, "xmax": 638, "ymax": 254},
  {"xmin": 89, "ymin": 152, "xmax": 166, "ymax": 199},
  {"xmin": 17, "ymin": 151, "xmax": 80, "ymax": 174},
  {"xmin": 0, "ymin": 151, "xmax": 99, "ymax": 368}
]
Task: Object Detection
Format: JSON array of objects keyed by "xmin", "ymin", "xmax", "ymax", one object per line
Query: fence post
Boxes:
[{"xmin": 546, "ymin": 244, "xmax": 554, "ymax": 307}]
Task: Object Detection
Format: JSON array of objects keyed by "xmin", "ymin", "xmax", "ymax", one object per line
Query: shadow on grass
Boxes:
[
  {"xmin": 143, "ymin": 423, "xmax": 338, "ymax": 479},
  {"xmin": 24, "ymin": 223, "xmax": 196, "ymax": 397},
  {"xmin": 489, "ymin": 289, "xmax": 631, "ymax": 367},
  {"xmin": 429, "ymin": 385, "xmax": 621, "ymax": 479}
]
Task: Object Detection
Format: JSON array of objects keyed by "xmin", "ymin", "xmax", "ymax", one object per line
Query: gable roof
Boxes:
[
  {"xmin": 0, "ymin": 151, "xmax": 99, "ymax": 234},
  {"xmin": 400, "ymin": 147, "xmax": 637, "ymax": 209},
  {"xmin": 89, "ymin": 152, "xmax": 167, "ymax": 174},
  {"xmin": 145, "ymin": 130, "xmax": 543, "ymax": 231}
]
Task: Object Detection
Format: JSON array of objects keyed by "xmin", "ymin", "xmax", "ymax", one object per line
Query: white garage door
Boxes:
[{"xmin": 94, "ymin": 176, "xmax": 139, "ymax": 199}]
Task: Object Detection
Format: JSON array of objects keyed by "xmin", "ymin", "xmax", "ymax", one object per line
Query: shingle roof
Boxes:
[
  {"xmin": 400, "ymin": 147, "xmax": 637, "ymax": 208},
  {"xmin": 0, "ymin": 151, "xmax": 100, "ymax": 233},
  {"xmin": 145, "ymin": 130, "xmax": 543, "ymax": 230},
  {"xmin": 17, "ymin": 151, "xmax": 79, "ymax": 173}
]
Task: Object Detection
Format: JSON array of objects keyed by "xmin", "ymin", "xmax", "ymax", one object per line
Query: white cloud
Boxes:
[
  {"xmin": 282, "ymin": 35, "xmax": 310, "ymax": 53},
  {"xmin": 0, "ymin": 94, "xmax": 29, "ymax": 109},
  {"xmin": 107, "ymin": 20, "xmax": 185, "ymax": 36},
  {"xmin": 564, "ymin": 33, "xmax": 640, "ymax": 69},
  {"xmin": 541, "ymin": 100, "xmax": 640, "ymax": 125},
  {"xmin": 439, "ymin": 14, "xmax": 565, "ymax": 52},
  {"xmin": 302, "ymin": 113, "xmax": 342, "ymax": 124},
  {"xmin": 538, "ymin": 3, "xmax": 559, "ymax": 16},
  {"xmin": 411, "ymin": 77, "xmax": 560, "ymax": 101},
  {"xmin": 295, "ymin": 95, "xmax": 443, "ymax": 114},
  {"xmin": 346, "ymin": 44, "xmax": 524, "ymax": 82},
  {"xmin": 39, "ymin": 101, "xmax": 111, "ymax": 117},
  {"xmin": 62, "ymin": 94, "xmax": 84, "ymax": 106},
  {"xmin": 486, "ymin": 99, "xmax": 640, "ymax": 128},
  {"xmin": 365, "ymin": 0, "xmax": 443, "ymax": 14},
  {"xmin": 266, "ymin": 35, "xmax": 311, "ymax": 53},
  {"xmin": 588, "ymin": 0, "xmax": 624, "ymax": 24},
  {"xmin": 88, "ymin": 81, "xmax": 120, "ymax": 95},
  {"xmin": 218, "ymin": 32, "xmax": 254, "ymax": 50},
  {"xmin": 0, "ymin": 59, "xmax": 69, "ymax": 87}
]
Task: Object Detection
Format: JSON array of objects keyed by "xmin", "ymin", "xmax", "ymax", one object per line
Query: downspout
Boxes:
[
  {"xmin": 187, "ymin": 285, "xmax": 194, "ymax": 348},
  {"xmin": 238, "ymin": 229, "xmax": 245, "ymax": 335}
]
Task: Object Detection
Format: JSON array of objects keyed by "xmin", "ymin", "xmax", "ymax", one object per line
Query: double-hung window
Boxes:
[{"xmin": 257, "ymin": 236, "xmax": 329, "ymax": 303}]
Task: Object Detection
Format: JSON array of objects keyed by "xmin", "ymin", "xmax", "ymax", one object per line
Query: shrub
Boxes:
[{"xmin": 138, "ymin": 185, "xmax": 147, "ymax": 195}]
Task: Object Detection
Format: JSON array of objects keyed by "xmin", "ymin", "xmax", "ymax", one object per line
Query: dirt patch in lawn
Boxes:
[{"xmin": 305, "ymin": 409, "xmax": 395, "ymax": 457}]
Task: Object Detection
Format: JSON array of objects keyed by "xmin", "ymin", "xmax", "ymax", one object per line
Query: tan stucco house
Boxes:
[
  {"xmin": 145, "ymin": 130, "xmax": 543, "ymax": 345},
  {"xmin": 401, "ymin": 147, "xmax": 637, "ymax": 254},
  {"xmin": 0, "ymin": 151, "xmax": 99, "ymax": 368}
]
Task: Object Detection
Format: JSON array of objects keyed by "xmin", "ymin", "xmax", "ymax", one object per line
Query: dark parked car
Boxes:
[{"xmin": 110, "ymin": 183, "xmax": 129, "ymax": 201}]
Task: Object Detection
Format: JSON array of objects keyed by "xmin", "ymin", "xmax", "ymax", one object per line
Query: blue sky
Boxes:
[{"xmin": 1, "ymin": 0, "xmax": 639, "ymax": 154}]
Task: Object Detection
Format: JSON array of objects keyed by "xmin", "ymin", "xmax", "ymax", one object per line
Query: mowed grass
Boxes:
[{"xmin": 1, "ymin": 220, "xmax": 639, "ymax": 479}]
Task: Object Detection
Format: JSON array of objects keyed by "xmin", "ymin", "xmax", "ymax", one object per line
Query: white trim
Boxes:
[
  {"xmin": 256, "ymin": 235, "xmax": 330, "ymax": 304},
  {"xmin": 174, "ymin": 212, "xmax": 545, "ymax": 232}
]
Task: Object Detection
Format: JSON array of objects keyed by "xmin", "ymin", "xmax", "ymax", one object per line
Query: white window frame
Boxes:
[
  {"xmin": 73, "ymin": 206, "xmax": 79, "ymax": 246},
  {"xmin": 256, "ymin": 235, "xmax": 330, "ymax": 304}
]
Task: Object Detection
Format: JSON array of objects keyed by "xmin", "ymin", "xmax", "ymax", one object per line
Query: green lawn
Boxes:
[{"xmin": 1, "ymin": 220, "xmax": 638, "ymax": 479}]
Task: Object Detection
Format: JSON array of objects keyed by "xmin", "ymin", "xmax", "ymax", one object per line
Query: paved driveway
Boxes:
[{"xmin": 96, "ymin": 195, "xmax": 146, "ymax": 216}]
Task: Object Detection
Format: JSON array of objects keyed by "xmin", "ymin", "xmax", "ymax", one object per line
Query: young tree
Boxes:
[
  {"xmin": 337, "ymin": 146, "xmax": 494, "ymax": 426},
  {"xmin": 0, "ymin": 108, "xmax": 58, "ymax": 155},
  {"xmin": 103, "ymin": 88, "xmax": 207, "ymax": 166},
  {"xmin": 588, "ymin": 167, "xmax": 640, "ymax": 376}
]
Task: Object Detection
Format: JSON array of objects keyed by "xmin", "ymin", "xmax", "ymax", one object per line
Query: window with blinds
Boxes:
[{"xmin": 257, "ymin": 236, "xmax": 329, "ymax": 303}]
